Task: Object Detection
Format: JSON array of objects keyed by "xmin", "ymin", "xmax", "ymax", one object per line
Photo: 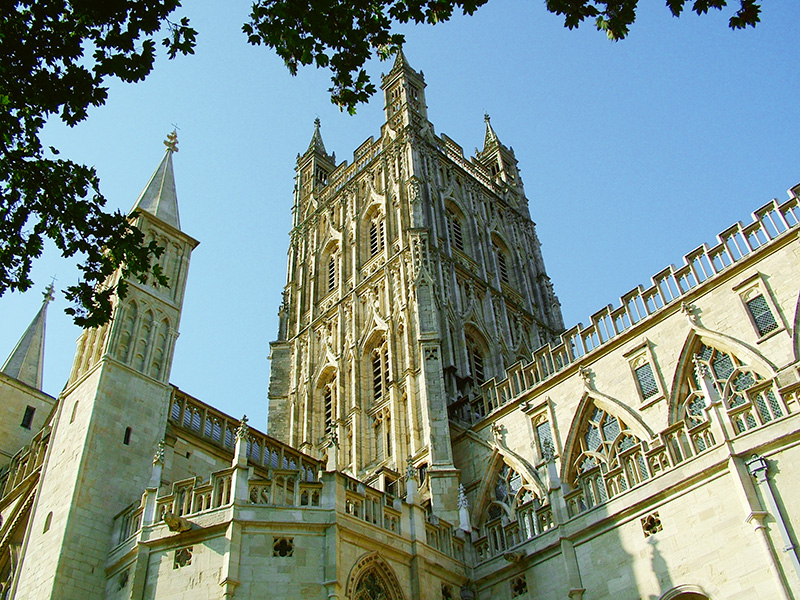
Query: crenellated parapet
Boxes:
[{"xmin": 450, "ymin": 194, "xmax": 800, "ymax": 426}]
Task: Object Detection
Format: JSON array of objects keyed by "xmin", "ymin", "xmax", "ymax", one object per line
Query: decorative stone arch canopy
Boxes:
[
  {"xmin": 667, "ymin": 327, "xmax": 776, "ymax": 424},
  {"xmin": 473, "ymin": 446, "xmax": 547, "ymax": 521},
  {"xmin": 560, "ymin": 390, "xmax": 656, "ymax": 484},
  {"xmin": 344, "ymin": 551, "xmax": 406, "ymax": 600}
]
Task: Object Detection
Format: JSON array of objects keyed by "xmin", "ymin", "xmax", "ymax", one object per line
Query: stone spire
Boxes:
[
  {"xmin": 483, "ymin": 113, "xmax": 500, "ymax": 149},
  {"xmin": 2, "ymin": 284, "xmax": 54, "ymax": 389},
  {"xmin": 307, "ymin": 118, "xmax": 328, "ymax": 156},
  {"xmin": 131, "ymin": 131, "xmax": 181, "ymax": 229},
  {"xmin": 389, "ymin": 46, "xmax": 411, "ymax": 74}
]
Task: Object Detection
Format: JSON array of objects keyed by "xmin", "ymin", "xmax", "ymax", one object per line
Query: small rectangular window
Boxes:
[
  {"xmin": 746, "ymin": 295, "xmax": 779, "ymax": 337},
  {"xmin": 21, "ymin": 405, "xmax": 35, "ymax": 429},
  {"xmin": 123, "ymin": 427, "xmax": 132, "ymax": 445},
  {"xmin": 635, "ymin": 364, "xmax": 659, "ymax": 399}
]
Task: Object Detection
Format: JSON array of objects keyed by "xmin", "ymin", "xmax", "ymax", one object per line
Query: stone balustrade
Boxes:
[
  {"xmin": 473, "ymin": 499, "xmax": 554, "ymax": 563},
  {"xmin": 449, "ymin": 195, "xmax": 800, "ymax": 426},
  {"xmin": 425, "ymin": 516, "xmax": 465, "ymax": 562},
  {"xmin": 343, "ymin": 474, "xmax": 402, "ymax": 535},
  {"xmin": 168, "ymin": 389, "xmax": 323, "ymax": 480}
]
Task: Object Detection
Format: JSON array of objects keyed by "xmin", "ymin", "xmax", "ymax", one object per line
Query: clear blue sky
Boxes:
[{"xmin": 1, "ymin": 1, "xmax": 798, "ymax": 431}]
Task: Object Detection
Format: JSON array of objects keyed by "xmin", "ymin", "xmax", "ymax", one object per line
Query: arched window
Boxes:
[
  {"xmin": 317, "ymin": 373, "xmax": 337, "ymax": 443},
  {"xmin": 480, "ymin": 462, "xmax": 550, "ymax": 555},
  {"xmin": 323, "ymin": 384, "xmax": 334, "ymax": 433},
  {"xmin": 570, "ymin": 405, "xmax": 648, "ymax": 508},
  {"xmin": 372, "ymin": 409, "xmax": 392, "ymax": 464},
  {"xmin": 327, "ymin": 255, "xmax": 337, "ymax": 292},
  {"xmin": 680, "ymin": 343, "xmax": 784, "ymax": 435},
  {"xmin": 347, "ymin": 553, "xmax": 404, "ymax": 600}
]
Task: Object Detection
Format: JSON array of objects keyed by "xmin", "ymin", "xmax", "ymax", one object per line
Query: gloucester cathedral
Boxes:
[{"xmin": 2, "ymin": 51, "xmax": 800, "ymax": 600}]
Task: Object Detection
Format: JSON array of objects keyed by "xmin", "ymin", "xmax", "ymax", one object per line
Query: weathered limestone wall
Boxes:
[
  {"xmin": 14, "ymin": 362, "xmax": 172, "ymax": 599},
  {"xmin": 0, "ymin": 373, "xmax": 56, "ymax": 462}
]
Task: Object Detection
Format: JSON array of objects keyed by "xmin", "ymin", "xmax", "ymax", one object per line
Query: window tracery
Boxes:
[
  {"xmin": 680, "ymin": 343, "xmax": 785, "ymax": 435},
  {"xmin": 570, "ymin": 404, "xmax": 648, "ymax": 508}
]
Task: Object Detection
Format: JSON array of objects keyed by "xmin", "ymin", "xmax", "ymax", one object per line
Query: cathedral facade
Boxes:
[{"xmin": 1, "ymin": 52, "xmax": 799, "ymax": 600}]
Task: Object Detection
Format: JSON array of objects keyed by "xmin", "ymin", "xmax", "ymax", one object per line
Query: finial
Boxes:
[
  {"xmin": 406, "ymin": 455, "xmax": 416, "ymax": 480},
  {"xmin": 164, "ymin": 130, "xmax": 179, "ymax": 153},
  {"xmin": 43, "ymin": 280, "xmax": 55, "ymax": 304},
  {"xmin": 153, "ymin": 440, "xmax": 166, "ymax": 465},
  {"xmin": 457, "ymin": 484, "xmax": 469, "ymax": 509},
  {"xmin": 236, "ymin": 415, "xmax": 249, "ymax": 441},
  {"xmin": 314, "ymin": 117, "xmax": 321, "ymax": 128},
  {"xmin": 484, "ymin": 112, "xmax": 491, "ymax": 124}
]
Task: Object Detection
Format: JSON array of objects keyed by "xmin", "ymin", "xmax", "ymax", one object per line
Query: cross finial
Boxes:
[
  {"xmin": 484, "ymin": 113, "xmax": 491, "ymax": 124},
  {"xmin": 43, "ymin": 280, "xmax": 55, "ymax": 304},
  {"xmin": 164, "ymin": 130, "xmax": 179, "ymax": 153}
]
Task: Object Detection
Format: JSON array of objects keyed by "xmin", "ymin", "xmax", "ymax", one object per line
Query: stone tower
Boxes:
[
  {"xmin": 12, "ymin": 134, "xmax": 198, "ymax": 599},
  {"xmin": 267, "ymin": 51, "xmax": 563, "ymax": 520}
]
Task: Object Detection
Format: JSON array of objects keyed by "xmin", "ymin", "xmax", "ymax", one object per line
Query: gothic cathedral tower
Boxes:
[
  {"xmin": 268, "ymin": 52, "xmax": 563, "ymax": 520},
  {"xmin": 13, "ymin": 134, "xmax": 198, "ymax": 599}
]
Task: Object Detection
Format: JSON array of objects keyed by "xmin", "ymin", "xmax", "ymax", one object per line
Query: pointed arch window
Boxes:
[
  {"xmin": 492, "ymin": 237, "xmax": 511, "ymax": 285},
  {"xmin": 681, "ymin": 343, "xmax": 785, "ymax": 436},
  {"xmin": 480, "ymin": 462, "xmax": 551, "ymax": 556},
  {"xmin": 466, "ymin": 334, "xmax": 487, "ymax": 390},
  {"xmin": 570, "ymin": 405, "xmax": 649, "ymax": 510},
  {"xmin": 323, "ymin": 381, "xmax": 335, "ymax": 434},
  {"xmin": 372, "ymin": 408, "xmax": 392, "ymax": 464}
]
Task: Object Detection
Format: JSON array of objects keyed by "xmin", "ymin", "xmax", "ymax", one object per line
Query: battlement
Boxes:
[{"xmin": 450, "ymin": 192, "xmax": 800, "ymax": 425}]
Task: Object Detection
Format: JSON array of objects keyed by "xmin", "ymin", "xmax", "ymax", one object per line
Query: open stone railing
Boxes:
[
  {"xmin": 168, "ymin": 389, "xmax": 323, "ymax": 479},
  {"xmin": 450, "ymin": 195, "xmax": 800, "ymax": 426},
  {"xmin": 0, "ymin": 426, "xmax": 51, "ymax": 502},
  {"xmin": 425, "ymin": 515, "xmax": 466, "ymax": 562},
  {"xmin": 343, "ymin": 474, "xmax": 402, "ymax": 535},
  {"xmin": 114, "ymin": 467, "xmax": 236, "ymax": 545},
  {"xmin": 564, "ymin": 418, "xmax": 719, "ymax": 519},
  {"xmin": 248, "ymin": 469, "xmax": 323, "ymax": 507},
  {"xmin": 473, "ymin": 499, "xmax": 554, "ymax": 563}
]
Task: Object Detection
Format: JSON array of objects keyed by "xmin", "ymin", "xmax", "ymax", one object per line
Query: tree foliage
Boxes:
[
  {"xmin": 0, "ymin": 0, "xmax": 195, "ymax": 327},
  {"xmin": 1, "ymin": 0, "xmax": 761, "ymax": 326},
  {"xmin": 244, "ymin": 0, "xmax": 762, "ymax": 113}
]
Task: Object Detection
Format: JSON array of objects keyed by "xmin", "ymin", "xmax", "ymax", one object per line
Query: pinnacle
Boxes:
[
  {"xmin": 307, "ymin": 118, "xmax": 328, "ymax": 155},
  {"xmin": 1, "ymin": 285, "xmax": 54, "ymax": 390},
  {"xmin": 131, "ymin": 132, "xmax": 181, "ymax": 229}
]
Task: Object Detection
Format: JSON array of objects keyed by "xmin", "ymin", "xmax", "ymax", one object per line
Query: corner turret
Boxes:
[
  {"xmin": 476, "ymin": 113, "xmax": 525, "ymax": 198},
  {"xmin": 381, "ymin": 48, "xmax": 429, "ymax": 131}
]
